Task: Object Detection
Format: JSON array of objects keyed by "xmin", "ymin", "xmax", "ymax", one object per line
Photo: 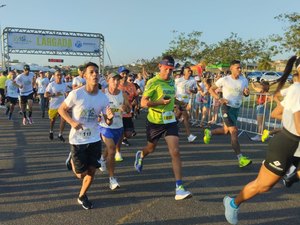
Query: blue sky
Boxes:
[{"xmin": 0, "ymin": 0, "xmax": 299, "ymax": 67}]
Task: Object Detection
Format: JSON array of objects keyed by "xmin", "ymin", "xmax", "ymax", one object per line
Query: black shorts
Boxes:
[
  {"xmin": 175, "ymin": 99, "xmax": 187, "ymax": 111},
  {"xmin": 7, "ymin": 97, "xmax": 18, "ymax": 105},
  {"xmin": 70, "ymin": 140, "xmax": 102, "ymax": 173},
  {"xmin": 122, "ymin": 117, "xmax": 134, "ymax": 132},
  {"xmin": 264, "ymin": 128, "xmax": 300, "ymax": 176},
  {"xmin": 146, "ymin": 120, "xmax": 179, "ymax": 144},
  {"xmin": 20, "ymin": 93, "xmax": 34, "ymax": 104}
]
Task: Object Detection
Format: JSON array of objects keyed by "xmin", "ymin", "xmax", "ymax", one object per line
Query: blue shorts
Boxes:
[
  {"xmin": 256, "ymin": 104, "xmax": 268, "ymax": 116},
  {"xmin": 99, "ymin": 127, "xmax": 124, "ymax": 145}
]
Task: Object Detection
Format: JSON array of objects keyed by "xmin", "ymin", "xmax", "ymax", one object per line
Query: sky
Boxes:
[{"xmin": 0, "ymin": 0, "xmax": 299, "ymax": 67}]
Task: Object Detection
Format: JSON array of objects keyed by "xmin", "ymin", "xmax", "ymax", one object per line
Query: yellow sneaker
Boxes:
[
  {"xmin": 261, "ymin": 129, "xmax": 270, "ymax": 142},
  {"xmin": 239, "ymin": 156, "xmax": 252, "ymax": 168},
  {"xmin": 115, "ymin": 152, "xmax": 123, "ymax": 162}
]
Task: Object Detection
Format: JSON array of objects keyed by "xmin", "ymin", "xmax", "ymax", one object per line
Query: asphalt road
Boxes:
[{"xmin": 0, "ymin": 105, "xmax": 299, "ymax": 225}]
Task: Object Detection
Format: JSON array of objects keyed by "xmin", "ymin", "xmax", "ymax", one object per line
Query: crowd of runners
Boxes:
[{"xmin": 0, "ymin": 55, "xmax": 299, "ymax": 224}]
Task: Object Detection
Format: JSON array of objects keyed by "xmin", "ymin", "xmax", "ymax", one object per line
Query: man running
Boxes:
[
  {"xmin": 134, "ymin": 55, "xmax": 192, "ymax": 200},
  {"xmin": 5, "ymin": 71, "xmax": 18, "ymax": 120},
  {"xmin": 58, "ymin": 62, "xmax": 114, "ymax": 210},
  {"xmin": 14, "ymin": 64, "xmax": 36, "ymax": 125},
  {"xmin": 203, "ymin": 60, "xmax": 252, "ymax": 168}
]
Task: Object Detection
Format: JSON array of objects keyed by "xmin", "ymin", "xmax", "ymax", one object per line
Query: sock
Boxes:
[
  {"xmin": 230, "ymin": 198, "xmax": 239, "ymax": 209},
  {"xmin": 176, "ymin": 180, "xmax": 183, "ymax": 188},
  {"xmin": 50, "ymin": 130, "xmax": 53, "ymax": 133},
  {"xmin": 237, "ymin": 154, "xmax": 243, "ymax": 160},
  {"xmin": 101, "ymin": 155, "xmax": 105, "ymax": 161}
]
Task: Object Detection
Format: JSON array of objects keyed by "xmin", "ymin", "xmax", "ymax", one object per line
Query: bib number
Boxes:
[
  {"xmin": 162, "ymin": 111, "xmax": 176, "ymax": 124},
  {"xmin": 78, "ymin": 128, "xmax": 92, "ymax": 139}
]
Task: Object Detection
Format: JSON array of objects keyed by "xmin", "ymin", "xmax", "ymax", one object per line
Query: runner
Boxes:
[
  {"xmin": 204, "ymin": 60, "xmax": 252, "ymax": 168},
  {"xmin": 14, "ymin": 64, "xmax": 36, "ymax": 125},
  {"xmin": 0, "ymin": 71, "xmax": 7, "ymax": 107},
  {"xmin": 72, "ymin": 65, "xmax": 86, "ymax": 90},
  {"xmin": 175, "ymin": 66, "xmax": 197, "ymax": 142},
  {"xmin": 134, "ymin": 55, "xmax": 192, "ymax": 200},
  {"xmin": 116, "ymin": 66, "xmax": 138, "ymax": 161},
  {"xmin": 4, "ymin": 71, "xmax": 18, "ymax": 120},
  {"xmin": 45, "ymin": 69, "xmax": 67, "ymax": 142},
  {"xmin": 98, "ymin": 72, "xmax": 131, "ymax": 190},
  {"xmin": 223, "ymin": 55, "xmax": 300, "ymax": 224},
  {"xmin": 35, "ymin": 71, "xmax": 50, "ymax": 118},
  {"xmin": 58, "ymin": 62, "xmax": 113, "ymax": 210}
]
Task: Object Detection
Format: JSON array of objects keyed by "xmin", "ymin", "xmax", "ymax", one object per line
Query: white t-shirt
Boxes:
[
  {"xmin": 72, "ymin": 76, "xmax": 86, "ymax": 87},
  {"xmin": 100, "ymin": 89, "xmax": 124, "ymax": 129},
  {"xmin": 5, "ymin": 80, "xmax": 19, "ymax": 98},
  {"xmin": 36, "ymin": 77, "xmax": 50, "ymax": 94},
  {"xmin": 134, "ymin": 79, "xmax": 145, "ymax": 92},
  {"xmin": 64, "ymin": 86, "xmax": 109, "ymax": 145},
  {"xmin": 175, "ymin": 76, "xmax": 197, "ymax": 103},
  {"xmin": 46, "ymin": 82, "xmax": 67, "ymax": 109},
  {"xmin": 215, "ymin": 75, "xmax": 248, "ymax": 108},
  {"xmin": 15, "ymin": 72, "xmax": 35, "ymax": 96},
  {"xmin": 281, "ymin": 83, "xmax": 300, "ymax": 137}
]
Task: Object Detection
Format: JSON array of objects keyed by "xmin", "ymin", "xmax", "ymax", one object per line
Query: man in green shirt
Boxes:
[
  {"xmin": 0, "ymin": 71, "xmax": 7, "ymax": 106},
  {"xmin": 134, "ymin": 55, "xmax": 192, "ymax": 200}
]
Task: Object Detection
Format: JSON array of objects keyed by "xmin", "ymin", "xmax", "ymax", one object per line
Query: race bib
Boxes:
[
  {"xmin": 78, "ymin": 128, "xmax": 92, "ymax": 139},
  {"xmin": 162, "ymin": 111, "xmax": 176, "ymax": 124}
]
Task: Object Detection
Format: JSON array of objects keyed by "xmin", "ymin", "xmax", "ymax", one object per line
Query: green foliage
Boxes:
[{"xmin": 271, "ymin": 12, "xmax": 300, "ymax": 55}]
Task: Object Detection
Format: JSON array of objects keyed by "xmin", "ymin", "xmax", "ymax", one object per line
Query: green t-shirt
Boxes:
[
  {"xmin": 0, "ymin": 76, "xmax": 7, "ymax": 89},
  {"xmin": 143, "ymin": 74, "xmax": 176, "ymax": 124}
]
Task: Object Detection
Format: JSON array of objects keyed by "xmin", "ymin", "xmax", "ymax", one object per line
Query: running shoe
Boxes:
[
  {"xmin": 203, "ymin": 129, "xmax": 211, "ymax": 144},
  {"xmin": 175, "ymin": 185, "xmax": 192, "ymax": 200},
  {"xmin": 282, "ymin": 172, "xmax": 299, "ymax": 188},
  {"xmin": 122, "ymin": 139, "xmax": 130, "ymax": 146},
  {"xmin": 27, "ymin": 117, "xmax": 33, "ymax": 124},
  {"xmin": 109, "ymin": 177, "xmax": 120, "ymax": 190},
  {"xmin": 22, "ymin": 118, "xmax": 27, "ymax": 125},
  {"xmin": 261, "ymin": 129, "xmax": 270, "ymax": 142},
  {"xmin": 187, "ymin": 134, "xmax": 197, "ymax": 142},
  {"xmin": 58, "ymin": 134, "xmax": 65, "ymax": 142},
  {"xmin": 98, "ymin": 159, "xmax": 107, "ymax": 172},
  {"xmin": 65, "ymin": 152, "xmax": 72, "ymax": 171},
  {"xmin": 77, "ymin": 194, "xmax": 93, "ymax": 210},
  {"xmin": 132, "ymin": 131, "xmax": 137, "ymax": 137},
  {"xmin": 115, "ymin": 152, "xmax": 123, "ymax": 162},
  {"xmin": 49, "ymin": 132, "xmax": 54, "ymax": 140},
  {"xmin": 223, "ymin": 196, "xmax": 239, "ymax": 225},
  {"xmin": 134, "ymin": 150, "xmax": 143, "ymax": 173},
  {"xmin": 250, "ymin": 134, "xmax": 261, "ymax": 141},
  {"xmin": 238, "ymin": 156, "xmax": 252, "ymax": 168}
]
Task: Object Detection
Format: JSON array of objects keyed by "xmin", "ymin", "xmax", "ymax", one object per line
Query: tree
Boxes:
[
  {"xmin": 164, "ymin": 30, "xmax": 207, "ymax": 63},
  {"xmin": 271, "ymin": 12, "xmax": 300, "ymax": 55}
]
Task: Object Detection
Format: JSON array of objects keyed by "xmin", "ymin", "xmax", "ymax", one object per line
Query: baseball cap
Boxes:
[
  {"xmin": 39, "ymin": 70, "xmax": 44, "ymax": 73},
  {"xmin": 107, "ymin": 72, "xmax": 121, "ymax": 79},
  {"xmin": 159, "ymin": 59, "xmax": 175, "ymax": 69},
  {"xmin": 23, "ymin": 64, "xmax": 30, "ymax": 71},
  {"xmin": 118, "ymin": 66, "xmax": 129, "ymax": 74}
]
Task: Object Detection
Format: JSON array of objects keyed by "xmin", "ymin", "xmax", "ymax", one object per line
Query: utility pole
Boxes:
[{"xmin": 0, "ymin": 4, "xmax": 7, "ymax": 70}]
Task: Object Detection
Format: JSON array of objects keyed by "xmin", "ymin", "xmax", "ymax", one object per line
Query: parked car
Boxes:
[
  {"xmin": 260, "ymin": 71, "xmax": 282, "ymax": 82},
  {"xmin": 246, "ymin": 71, "xmax": 264, "ymax": 82}
]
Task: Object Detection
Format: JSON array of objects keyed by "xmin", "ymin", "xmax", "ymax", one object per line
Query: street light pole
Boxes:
[{"xmin": 0, "ymin": 4, "xmax": 7, "ymax": 70}]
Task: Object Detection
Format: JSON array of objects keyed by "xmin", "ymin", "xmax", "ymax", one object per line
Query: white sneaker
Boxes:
[
  {"xmin": 109, "ymin": 177, "xmax": 120, "ymax": 190},
  {"xmin": 115, "ymin": 152, "xmax": 123, "ymax": 162},
  {"xmin": 175, "ymin": 185, "xmax": 192, "ymax": 200},
  {"xmin": 187, "ymin": 134, "xmax": 197, "ymax": 142},
  {"xmin": 98, "ymin": 159, "xmax": 107, "ymax": 172},
  {"xmin": 250, "ymin": 134, "xmax": 261, "ymax": 141}
]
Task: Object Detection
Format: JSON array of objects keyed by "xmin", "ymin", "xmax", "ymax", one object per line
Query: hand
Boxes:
[
  {"xmin": 106, "ymin": 106, "xmax": 114, "ymax": 120},
  {"xmin": 160, "ymin": 97, "xmax": 171, "ymax": 106},
  {"xmin": 219, "ymin": 98, "xmax": 228, "ymax": 105},
  {"xmin": 71, "ymin": 121, "xmax": 83, "ymax": 130},
  {"xmin": 243, "ymin": 88, "xmax": 250, "ymax": 96}
]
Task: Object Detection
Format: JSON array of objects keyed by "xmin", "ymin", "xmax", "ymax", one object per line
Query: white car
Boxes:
[{"xmin": 260, "ymin": 71, "xmax": 282, "ymax": 82}]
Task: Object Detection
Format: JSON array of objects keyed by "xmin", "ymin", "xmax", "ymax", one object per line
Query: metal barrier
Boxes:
[{"xmin": 188, "ymin": 92, "xmax": 282, "ymax": 138}]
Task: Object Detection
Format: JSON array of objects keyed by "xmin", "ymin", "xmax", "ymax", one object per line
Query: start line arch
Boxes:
[{"xmin": 2, "ymin": 27, "xmax": 104, "ymax": 72}]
